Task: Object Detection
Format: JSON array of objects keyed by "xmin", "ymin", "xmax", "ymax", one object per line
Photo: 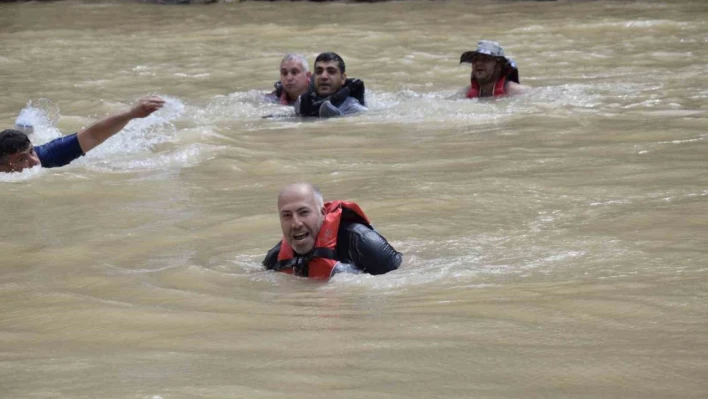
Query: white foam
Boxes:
[
  {"xmin": 14, "ymin": 98, "xmax": 62, "ymax": 143},
  {"xmin": 83, "ymin": 95, "xmax": 186, "ymax": 161}
]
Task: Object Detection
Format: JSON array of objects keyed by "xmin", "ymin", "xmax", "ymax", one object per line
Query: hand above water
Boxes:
[
  {"xmin": 128, "ymin": 96, "xmax": 165, "ymax": 119},
  {"xmin": 78, "ymin": 95, "xmax": 165, "ymax": 153}
]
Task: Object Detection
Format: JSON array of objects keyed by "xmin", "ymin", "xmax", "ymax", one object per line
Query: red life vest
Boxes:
[
  {"xmin": 466, "ymin": 76, "xmax": 507, "ymax": 98},
  {"xmin": 275, "ymin": 201, "xmax": 371, "ymax": 280},
  {"xmin": 279, "ymin": 91, "xmax": 291, "ymax": 105}
]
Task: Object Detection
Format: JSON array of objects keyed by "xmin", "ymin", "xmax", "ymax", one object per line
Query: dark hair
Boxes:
[
  {"xmin": 0, "ymin": 129, "xmax": 31, "ymax": 160},
  {"xmin": 314, "ymin": 52, "xmax": 346, "ymax": 74}
]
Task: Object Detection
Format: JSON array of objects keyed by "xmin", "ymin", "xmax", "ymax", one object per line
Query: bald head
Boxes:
[
  {"xmin": 279, "ymin": 54, "xmax": 311, "ymax": 102},
  {"xmin": 277, "ymin": 182, "xmax": 326, "ymax": 255},
  {"xmin": 280, "ymin": 53, "xmax": 309, "ymax": 73},
  {"xmin": 278, "ymin": 182, "xmax": 324, "ymax": 210}
]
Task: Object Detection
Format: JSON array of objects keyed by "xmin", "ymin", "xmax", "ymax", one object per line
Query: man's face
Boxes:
[
  {"xmin": 280, "ymin": 59, "xmax": 311, "ymax": 100},
  {"xmin": 278, "ymin": 188, "xmax": 325, "ymax": 255},
  {"xmin": 0, "ymin": 145, "xmax": 40, "ymax": 173},
  {"xmin": 314, "ymin": 60, "xmax": 346, "ymax": 97},
  {"xmin": 471, "ymin": 54, "xmax": 501, "ymax": 84}
]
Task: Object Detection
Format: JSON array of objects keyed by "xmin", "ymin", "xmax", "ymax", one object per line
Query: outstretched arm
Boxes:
[{"xmin": 77, "ymin": 96, "xmax": 165, "ymax": 153}]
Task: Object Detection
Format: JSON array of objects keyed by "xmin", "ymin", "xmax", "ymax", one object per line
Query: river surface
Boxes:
[{"xmin": 1, "ymin": 0, "xmax": 707, "ymax": 398}]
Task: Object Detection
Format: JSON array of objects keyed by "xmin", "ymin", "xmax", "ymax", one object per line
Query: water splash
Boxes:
[
  {"xmin": 13, "ymin": 98, "xmax": 62, "ymax": 143},
  {"xmin": 82, "ymin": 95, "xmax": 186, "ymax": 161},
  {"xmin": 0, "ymin": 163, "xmax": 45, "ymax": 183}
]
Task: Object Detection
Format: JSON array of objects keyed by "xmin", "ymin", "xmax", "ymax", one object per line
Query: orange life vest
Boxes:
[
  {"xmin": 466, "ymin": 76, "xmax": 507, "ymax": 98},
  {"xmin": 275, "ymin": 200, "xmax": 370, "ymax": 280}
]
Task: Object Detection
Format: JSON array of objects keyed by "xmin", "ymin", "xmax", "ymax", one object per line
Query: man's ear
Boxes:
[
  {"xmin": 342, "ymin": 72, "xmax": 347, "ymax": 81},
  {"xmin": 306, "ymin": 71, "xmax": 312, "ymax": 79},
  {"xmin": 320, "ymin": 205, "xmax": 326, "ymax": 216}
]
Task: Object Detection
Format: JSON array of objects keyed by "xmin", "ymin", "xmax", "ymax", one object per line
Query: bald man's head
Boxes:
[
  {"xmin": 277, "ymin": 182, "xmax": 326, "ymax": 255},
  {"xmin": 278, "ymin": 182, "xmax": 324, "ymax": 210}
]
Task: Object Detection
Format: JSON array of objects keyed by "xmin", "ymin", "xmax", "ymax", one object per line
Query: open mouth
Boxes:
[{"xmin": 293, "ymin": 232, "xmax": 309, "ymax": 241}]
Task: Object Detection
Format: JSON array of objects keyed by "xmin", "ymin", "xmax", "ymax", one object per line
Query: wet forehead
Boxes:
[
  {"xmin": 281, "ymin": 59, "xmax": 305, "ymax": 71},
  {"xmin": 314, "ymin": 60, "xmax": 340, "ymax": 72},
  {"xmin": 5, "ymin": 144, "xmax": 34, "ymax": 159},
  {"xmin": 278, "ymin": 186, "xmax": 317, "ymax": 211}
]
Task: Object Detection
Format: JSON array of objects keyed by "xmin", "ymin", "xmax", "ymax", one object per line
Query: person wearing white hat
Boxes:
[{"xmin": 459, "ymin": 40, "xmax": 527, "ymax": 98}]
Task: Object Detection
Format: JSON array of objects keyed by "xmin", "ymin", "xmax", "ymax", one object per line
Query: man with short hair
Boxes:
[
  {"xmin": 0, "ymin": 96, "xmax": 164, "ymax": 173},
  {"xmin": 295, "ymin": 52, "xmax": 367, "ymax": 118},
  {"xmin": 263, "ymin": 182, "xmax": 402, "ymax": 280},
  {"xmin": 460, "ymin": 40, "xmax": 526, "ymax": 98},
  {"xmin": 267, "ymin": 54, "xmax": 311, "ymax": 106}
]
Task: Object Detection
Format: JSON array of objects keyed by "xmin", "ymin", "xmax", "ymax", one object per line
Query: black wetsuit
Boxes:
[
  {"xmin": 295, "ymin": 78, "xmax": 367, "ymax": 117},
  {"xmin": 263, "ymin": 221, "xmax": 402, "ymax": 277}
]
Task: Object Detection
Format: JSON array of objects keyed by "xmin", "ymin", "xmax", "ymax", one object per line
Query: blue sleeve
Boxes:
[{"xmin": 35, "ymin": 133, "xmax": 85, "ymax": 168}]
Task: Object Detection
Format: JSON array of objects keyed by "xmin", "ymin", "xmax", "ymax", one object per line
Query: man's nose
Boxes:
[{"xmin": 291, "ymin": 215, "xmax": 303, "ymax": 227}]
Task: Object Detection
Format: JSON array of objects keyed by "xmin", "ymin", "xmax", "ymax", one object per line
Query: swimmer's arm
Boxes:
[
  {"xmin": 505, "ymin": 81, "xmax": 528, "ymax": 95},
  {"xmin": 344, "ymin": 224, "xmax": 402, "ymax": 275},
  {"xmin": 339, "ymin": 97, "xmax": 367, "ymax": 115},
  {"xmin": 77, "ymin": 96, "xmax": 164, "ymax": 153}
]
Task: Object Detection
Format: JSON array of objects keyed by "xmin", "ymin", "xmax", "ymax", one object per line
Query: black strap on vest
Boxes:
[
  {"xmin": 344, "ymin": 78, "xmax": 366, "ymax": 106},
  {"xmin": 273, "ymin": 247, "xmax": 339, "ymax": 277},
  {"xmin": 297, "ymin": 78, "xmax": 366, "ymax": 117},
  {"xmin": 273, "ymin": 81, "xmax": 284, "ymax": 98},
  {"xmin": 311, "ymin": 247, "xmax": 338, "ymax": 261}
]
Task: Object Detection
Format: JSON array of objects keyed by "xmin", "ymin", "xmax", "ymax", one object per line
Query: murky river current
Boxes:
[{"xmin": 1, "ymin": 0, "xmax": 707, "ymax": 398}]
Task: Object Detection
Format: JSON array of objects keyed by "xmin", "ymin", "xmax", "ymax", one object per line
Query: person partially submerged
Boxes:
[
  {"xmin": 266, "ymin": 54, "xmax": 312, "ymax": 106},
  {"xmin": 0, "ymin": 96, "xmax": 164, "ymax": 173},
  {"xmin": 263, "ymin": 182, "xmax": 402, "ymax": 280},
  {"xmin": 295, "ymin": 52, "xmax": 367, "ymax": 118},
  {"xmin": 460, "ymin": 40, "xmax": 527, "ymax": 98}
]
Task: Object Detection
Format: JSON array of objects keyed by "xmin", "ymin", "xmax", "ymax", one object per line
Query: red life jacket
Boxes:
[
  {"xmin": 275, "ymin": 201, "xmax": 370, "ymax": 280},
  {"xmin": 275, "ymin": 201, "xmax": 371, "ymax": 280},
  {"xmin": 279, "ymin": 91, "xmax": 291, "ymax": 105},
  {"xmin": 466, "ymin": 76, "xmax": 507, "ymax": 98}
]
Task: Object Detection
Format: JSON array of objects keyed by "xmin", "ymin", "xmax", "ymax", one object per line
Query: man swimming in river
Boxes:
[{"xmin": 0, "ymin": 96, "xmax": 164, "ymax": 173}]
